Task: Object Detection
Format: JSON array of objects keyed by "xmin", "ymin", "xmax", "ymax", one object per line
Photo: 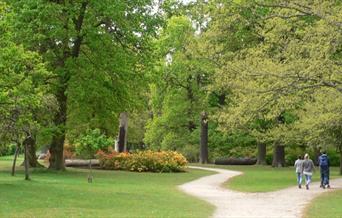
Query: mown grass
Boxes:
[
  {"xmin": 0, "ymin": 156, "xmax": 214, "ymax": 218},
  {"xmin": 304, "ymin": 190, "xmax": 342, "ymax": 218},
  {"xmin": 191, "ymin": 164, "xmax": 341, "ymax": 192}
]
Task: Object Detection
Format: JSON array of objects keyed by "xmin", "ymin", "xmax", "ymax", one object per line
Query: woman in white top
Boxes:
[{"xmin": 294, "ymin": 155, "xmax": 304, "ymax": 188}]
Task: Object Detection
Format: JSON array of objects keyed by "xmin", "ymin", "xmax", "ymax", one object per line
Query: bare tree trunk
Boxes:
[
  {"xmin": 118, "ymin": 112, "xmax": 128, "ymax": 153},
  {"xmin": 49, "ymin": 134, "xmax": 65, "ymax": 170},
  {"xmin": 256, "ymin": 143, "xmax": 267, "ymax": 165},
  {"xmin": 313, "ymin": 146, "xmax": 321, "ymax": 166},
  {"xmin": 272, "ymin": 144, "xmax": 285, "ymax": 167},
  {"xmin": 27, "ymin": 136, "xmax": 41, "ymax": 167},
  {"xmin": 65, "ymin": 159, "xmax": 99, "ymax": 167},
  {"xmin": 49, "ymin": 88, "xmax": 66, "ymax": 170},
  {"xmin": 11, "ymin": 144, "xmax": 20, "ymax": 176},
  {"xmin": 20, "ymin": 135, "xmax": 43, "ymax": 168},
  {"xmin": 24, "ymin": 140, "xmax": 30, "ymax": 180},
  {"xmin": 340, "ymin": 151, "xmax": 342, "ymax": 175},
  {"xmin": 199, "ymin": 112, "xmax": 208, "ymax": 164}
]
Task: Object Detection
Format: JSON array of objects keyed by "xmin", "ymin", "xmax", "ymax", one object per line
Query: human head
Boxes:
[
  {"xmin": 298, "ymin": 155, "xmax": 302, "ymax": 160},
  {"xmin": 304, "ymin": 153, "xmax": 309, "ymax": 159},
  {"xmin": 321, "ymin": 150, "xmax": 326, "ymax": 155}
]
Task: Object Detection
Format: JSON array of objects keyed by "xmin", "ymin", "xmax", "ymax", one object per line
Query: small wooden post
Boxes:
[{"xmin": 88, "ymin": 159, "xmax": 93, "ymax": 183}]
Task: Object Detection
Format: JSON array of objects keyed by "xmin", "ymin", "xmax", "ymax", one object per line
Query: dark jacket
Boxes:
[{"xmin": 318, "ymin": 154, "xmax": 330, "ymax": 169}]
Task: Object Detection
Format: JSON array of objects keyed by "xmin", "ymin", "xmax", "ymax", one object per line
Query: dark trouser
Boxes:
[{"xmin": 320, "ymin": 166, "xmax": 329, "ymax": 186}]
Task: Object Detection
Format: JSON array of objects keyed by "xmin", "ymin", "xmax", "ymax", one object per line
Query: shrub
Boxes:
[
  {"xmin": 75, "ymin": 129, "xmax": 113, "ymax": 159},
  {"xmin": 0, "ymin": 143, "xmax": 17, "ymax": 156},
  {"xmin": 96, "ymin": 150, "xmax": 188, "ymax": 172},
  {"xmin": 179, "ymin": 144, "xmax": 199, "ymax": 163}
]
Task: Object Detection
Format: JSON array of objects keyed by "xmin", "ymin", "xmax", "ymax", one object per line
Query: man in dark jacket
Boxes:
[{"xmin": 318, "ymin": 151, "xmax": 330, "ymax": 189}]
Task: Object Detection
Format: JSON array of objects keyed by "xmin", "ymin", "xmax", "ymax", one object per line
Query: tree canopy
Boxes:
[{"xmin": 1, "ymin": 0, "xmax": 341, "ymax": 173}]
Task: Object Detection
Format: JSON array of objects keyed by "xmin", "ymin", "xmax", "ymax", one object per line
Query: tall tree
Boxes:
[
  {"xmin": 0, "ymin": 2, "xmax": 49, "ymax": 175},
  {"xmin": 207, "ymin": 0, "xmax": 342, "ymax": 166},
  {"xmin": 9, "ymin": 0, "xmax": 163, "ymax": 170},
  {"xmin": 144, "ymin": 16, "xmax": 212, "ymax": 161}
]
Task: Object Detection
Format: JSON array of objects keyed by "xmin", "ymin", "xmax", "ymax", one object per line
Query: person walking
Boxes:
[
  {"xmin": 303, "ymin": 153, "xmax": 315, "ymax": 190},
  {"xmin": 294, "ymin": 155, "xmax": 304, "ymax": 188},
  {"xmin": 319, "ymin": 151, "xmax": 330, "ymax": 189}
]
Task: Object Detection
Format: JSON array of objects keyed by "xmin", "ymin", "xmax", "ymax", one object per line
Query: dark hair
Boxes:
[
  {"xmin": 321, "ymin": 150, "xmax": 326, "ymax": 154},
  {"xmin": 298, "ymin": 155, "xmax": 302, "ymax": 159}
]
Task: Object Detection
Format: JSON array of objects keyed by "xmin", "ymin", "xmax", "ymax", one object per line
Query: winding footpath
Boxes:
[{"xmin": 179, "ymin": 166, "xmax": 342, "ymax": 218}]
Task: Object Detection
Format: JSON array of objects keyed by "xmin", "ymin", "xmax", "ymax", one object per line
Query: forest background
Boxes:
[{"xmin": 0, "ymin": 0, "xmax": 341, "ymax": 174}]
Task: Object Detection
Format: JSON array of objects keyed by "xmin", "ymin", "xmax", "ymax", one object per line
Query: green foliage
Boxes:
[
  {"xmin": 75, "ymin": 129, "xmax": 113, "ymax": 159},
  {"xmin": 127, "ymin": 110, "xmax": 150, "ymax": 149},
  {"xmin": 8, "ymin": 0, "xmax": 164, "ymax": 169},
  {"xmin": 97, "ymin": 150, "xmax": 188, "ymax": 172},
  {"xmin": 145, "ymin": 15, "xmax": 217, "ymax": 160},
  {"xmin": 2, "ymin": 0, "xmax": 342, "ymax": 170},
  {"xmin": 0, "ymin": 144, "xmax": 17, "ymax": 156},
  {"xmin": 209, "ymin": 128, "xmax": 256, "ymax": 160},
  {"xmin": 200, "ymin": 0, "xmax": 342, "ymax": 168},
  {"xmin": 0, "ymin": 3, "xmax": 50, "ymax": 145}
]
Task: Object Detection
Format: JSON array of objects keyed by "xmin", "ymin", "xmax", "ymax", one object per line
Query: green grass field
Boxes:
[
  {"xmin": 0, "ymin": 156, "xmax": 214, "ymax": 218},
  {"xmin": 2, "ymin": 156, "xmax": 341, "ymax": 218},
  {"xmin": 304, "ymin": 190, "xmax": 342, "ymax": 218}
]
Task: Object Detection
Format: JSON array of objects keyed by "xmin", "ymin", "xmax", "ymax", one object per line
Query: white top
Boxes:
[{"xmin": 294, "ymin": 159, "xmax": 303, "ymax": 173}]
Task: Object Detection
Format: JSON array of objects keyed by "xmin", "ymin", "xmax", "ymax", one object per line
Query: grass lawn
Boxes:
[
  {"xmin": 0, "ymin": 156, "xmax": 214, "ymax": 218},
  {"xmin": 304, "ymin": 190, "xmax": 342, "ymax": 218}
]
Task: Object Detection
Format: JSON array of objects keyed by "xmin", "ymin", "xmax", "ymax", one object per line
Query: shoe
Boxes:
[
  {"xmin": 306, "ymin": 184, "xmax": 309, "ymax": 190},
  {"xmin": 327, "ymin": 185, "xmax": 331, "ymax": 189},
  {"xmin": 322, "ymin": 185, "xmax": 325, "ymax": 189},
  {"xmin": 299, "ymin": 184, "xmax": 301, "ymax": 189}
]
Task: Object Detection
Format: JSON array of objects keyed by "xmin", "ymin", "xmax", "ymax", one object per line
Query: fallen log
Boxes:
[
  {"xmin": 65, "ymin": 159, "xmax": 99, "ymax": 167},
  {"xmin": 214, "ymin": 157, "xmax": 257, "ymax": 165}
]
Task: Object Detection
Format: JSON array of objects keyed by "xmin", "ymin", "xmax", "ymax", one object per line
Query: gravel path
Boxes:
[{"xmin": 179, "ymin": 166, "xmax": 342, "ymax": 218}]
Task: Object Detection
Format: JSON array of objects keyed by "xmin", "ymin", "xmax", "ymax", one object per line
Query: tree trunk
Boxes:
[
  {"xmin": 49, "ymin": 1, "xmax": 87, "ymax": 170},
  {"xmin": 118, "ymin": 112, "xmax": 128, "ymax": 153},
  {"xmin": 313, "ymin": 146, "xmax": 321, "ymax": 166},
  {"xmin": 24, "ymin": 140, "xmax": 30, "ymax": 180},
  {"xmin": 49, "ymin": 135, "xmax": 65, "ymax": 170},
  {"xmin": 65, "ymin": 159, "xmax": 99, "ymax": 167},
  {"xmin": 20, "ymin": 136, "xmax": 43, "ymax": 168},
  {"xmin": 49, "ymin": 88, "xmax": 67, "ymax": 170},
  {"xmin": 272, "ymin": 144, "xmax": 285, "ymax": 167},
  {"xmin": 11, "ymin": 144, "xmax": 20, "ymax": 176},
  {"xmin": 340, "ymin": 152, "xmax": 342, "ymax": 175},
  {"xmin": 256, "ymin": 143, "xmax": 267, "ymax": 165},
  {"xmin": 199, "ymin": 112, "xmax": 208, "ymax": 164}
]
